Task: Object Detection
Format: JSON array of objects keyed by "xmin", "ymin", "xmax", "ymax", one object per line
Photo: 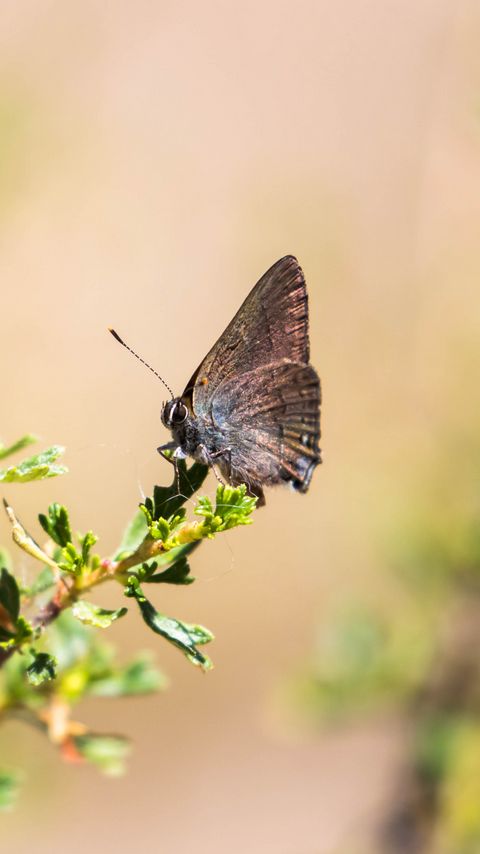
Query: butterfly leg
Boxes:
[
  {"xmin": 196, "ymin": 445, "xmax": 232, "ymax": 486},
  {"xmin": 210, "ymin": 447, "xmax": 232, "ymax": 467}
]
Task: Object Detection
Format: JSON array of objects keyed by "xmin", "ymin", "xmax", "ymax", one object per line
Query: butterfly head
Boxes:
[
  {"xmin": 161, "ymin": 397, "xmax": 201, "ymax": 459},
  {"xmin": 161, "ymin": 398, "xmax": 189, "ymax": 429}
]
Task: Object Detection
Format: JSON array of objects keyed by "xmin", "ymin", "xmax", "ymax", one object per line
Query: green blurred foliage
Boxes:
[
  {"xmin": 292, "ymin": 435, "xmax": 480, "ymax": 853},
  {"xmin": 0, "ymin": 433, "xmax": 257, "ymax": 808},
  {"xmin": 0, "ymin": 768, "xmax": 21, "ymax": 812}
]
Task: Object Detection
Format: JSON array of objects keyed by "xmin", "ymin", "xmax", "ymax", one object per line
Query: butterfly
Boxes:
[{"xmin": 110, "ymin": 256, "xmax": 321, "ymax": 506}]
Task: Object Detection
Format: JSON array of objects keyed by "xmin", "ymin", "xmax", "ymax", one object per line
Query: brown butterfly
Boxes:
[{"xmin": 111, "ymin": 256, "xmax": 321, "ymax": 506}]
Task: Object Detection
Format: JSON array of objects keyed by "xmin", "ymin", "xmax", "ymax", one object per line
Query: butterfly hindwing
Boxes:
[{"xmin": 210, "ymin": 360, "xmax": 321, "ymax": 503}]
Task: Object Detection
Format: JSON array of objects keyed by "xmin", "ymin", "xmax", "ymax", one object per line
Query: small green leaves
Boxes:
[
  {"xmin": 54, "ymin": 529, "xmax": 99, "ymax": 576},
  {"xmin": 0, "ymin": 567, "xmax": 20, "ymax": 624},
  {"xmin": 72, "ymin": 601, "xmax": 127, "ymax": 629},
  {"xmin": 0, "ymin": 445, "xmax": 67, "ymax": 483},
  {"xmin": 13, "ymin": 618, "xmax": 33, "ymax": 646},
  {"xmin": 35, "ymin": 512, "xmax": 100, "ymax": 576},
  {"xmin": 125, "ymin": 578, "xmax": 213, "ymax": 670},
  {"xmin": 26, "ymin": 651, "xmax": 57, "ymax": 686},
  {"xmin": 0, "ymin": 769, "xmax": 21, "ymax": 812},
  {"xmin": 137, "ymin": 481, "xmax": 256, "ymax": 556},
  {"xmin": 0, "ymin": 434, "xmax": 37, "ymax": 461},
  {"xmin": 112, "ymin": 463, "xmax": 256, "ymax": 582},
  {"xmin": 73, "ymin": 734, "xmax": 130, "ymax": 776},
  {"xmin": 149, "ymin": 516, "xmax": 171, "ymax": 542},
  {"xmin": 58, "ymin": 543, "xmax": 82, "ymax": 574},
  {"xmin": 196, "ymin": 483, "xmax": 257, "ymax": 534},
  {"xmin": 38, "ymin": 503, "xmax": 72, "ymax": 547}
]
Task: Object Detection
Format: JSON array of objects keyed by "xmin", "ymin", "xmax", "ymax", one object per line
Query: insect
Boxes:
[{"xmin": 110, "ymin": 255, "xmax": 321, "ymax": 506}]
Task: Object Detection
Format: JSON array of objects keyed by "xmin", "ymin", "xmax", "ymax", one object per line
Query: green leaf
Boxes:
[
  {"xmin": 38, "ymin": 503, "xmax": 72, "ymax": 547},
  {"xmin": 183, "ymin": 623, "xmax": 214, "ymax": 645},
  {"xmin": 125, "ymin": 579, "xmax": 213, "ymax": 670},
  {"xmin": 14, "ymin": 618, "xmax": 33, "ymax": 647},
  {"xmin": 0, "ymin": 434, "xmax": 37, "ymax": 461},
  {"xmin": 145, "ymin": 459, "xmax": 209, "ymax": 521},
  {"xmin": 414, "ymin": 717, "xmax": 460, "ymax": 785},
  {"xmin": 149, "ymin": 517, "xmax": 170, "ymax": 542},
  {"xmin": 58, "ymin": 542, "xmax": 82, "ymax": 574},
  {"xmin": 0, "ymin": 567, "xmax": 19, "ymax": 623},
  {"xmin": 73, "ymin": 734, "xmax": 130, "ymax": 776},
  {"xmin": 148, "ymin": 541, "xmax": 200, "ymax": 570},
  {"xmin": 130, "ymin": 542, "xmax": 200, "ymax": 583},
  {"xmin": 26, "ymin": 651, "xmax": 57, "ymax": 686},
  {"xmin": 72, "ymin": 600, "xmax": 127, "ymax": 629},
  {"xmin": 88, "ymin": 654, "xmax": 167, "ymax": 698},
  {"xmin": 113, "ymin": 509, "xmax": 148, "ymax": 560},
  {"xmin": 3, "ymin": 499, "xmax": 60, "ymax": 571},
  {"xmin": 79, "ymin": 531, "xmax": 97, "ymax": 566},
  {"xmin": 0, "ymin": 445, "xmax": 67, "ymax": 482},
  {"xmin": 26, "ymin": 565, "xmax": 56, "ymax": 596},
  {"xmin": 47, "ymin": 610, "xmax": 93, "ymax": 671},
  {"xmin": 196, "ymin": 495, "xmax": 213, "ymax": 516},
  {"xmin": 0, "ymin": 769, "xmax": 21, "ymax": 812},
  {"xmin": 146, "ymin": 556, "xmax": 194, "ymax": 585}
]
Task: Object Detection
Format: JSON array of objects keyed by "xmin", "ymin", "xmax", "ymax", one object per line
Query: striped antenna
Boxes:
[{"xmin": 108, "ymin": 328, "xmax": 174, "ymax": 398}]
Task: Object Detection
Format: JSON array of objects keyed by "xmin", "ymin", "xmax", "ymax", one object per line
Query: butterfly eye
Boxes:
[{"xmin": 170, "ymin": 401, "xmax": 188, "ymax": 425}]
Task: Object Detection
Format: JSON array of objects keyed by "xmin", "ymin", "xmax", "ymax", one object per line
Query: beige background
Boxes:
[{"xmin": 1, "ymin": 2, "xmax": 479, "ymax": 852}]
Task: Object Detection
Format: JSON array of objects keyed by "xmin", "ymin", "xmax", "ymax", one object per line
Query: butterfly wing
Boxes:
[
  {"xmin": 182, "ymin": 256, "xmax": 310, "ymax": 413},
  {"xmin": 211, "ymin": 360, "xmax": 321, "ymax": 505},
  {"xmin": 178, "ymin": 255, "xmax": 321, "ymax": 505}
]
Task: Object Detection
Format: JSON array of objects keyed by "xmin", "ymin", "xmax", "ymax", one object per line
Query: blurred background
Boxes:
[{"xmin": 1, "ymin": 1, "xmax": 480, "ymax": 852}]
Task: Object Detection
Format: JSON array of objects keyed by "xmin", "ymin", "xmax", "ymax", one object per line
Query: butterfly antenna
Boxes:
[{"xmin": 108, "ymin": 328, "xmax": 174, "ymax": 398}]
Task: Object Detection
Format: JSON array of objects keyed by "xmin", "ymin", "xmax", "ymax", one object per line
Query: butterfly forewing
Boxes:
[{"xmin": 182, "ymin": 255, "xmax": 310, "ymax": 414}]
